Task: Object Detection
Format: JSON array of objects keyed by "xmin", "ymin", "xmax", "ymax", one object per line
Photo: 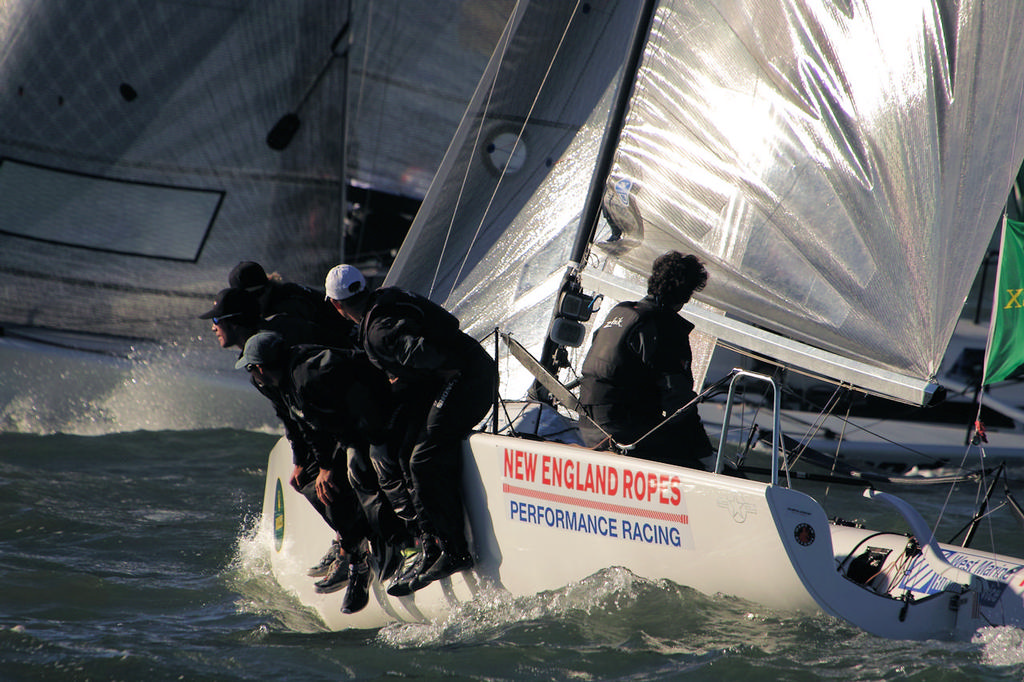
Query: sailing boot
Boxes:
[
  {"xmin": 341, "ymin": 553, "xmax": 371, "ymax": 614},
  {"xmin": 307, "ymin": 538, "xmax": 341, "ymax": 577},
  {"xmin": 409, "ymin": 539, "xmax": 473, "ymax": 592},
  {"xmin": 386, "ymin": 535, "xmax": 440, "ymax": 598},
  {"xmin": 376, "ymin": 532, "xmax": 414, "ymax": 582},
  {"xmin": 313, "ymin": 554, "xmax": 349, "ymax": 594},
  {"xmin": 384, "ymin": 545, "xmax": 421, "ymax": 597}
]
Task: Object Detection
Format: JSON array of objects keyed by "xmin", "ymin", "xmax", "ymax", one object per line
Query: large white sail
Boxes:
[{"xmin": 593, "ymin": 0, "xmax": 1024, "ymax": 404}]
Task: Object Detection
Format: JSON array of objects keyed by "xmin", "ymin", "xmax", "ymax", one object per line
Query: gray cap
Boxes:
[{"xmin": 235, "ymin": 331, "xmax": 285, "ymax": 370}]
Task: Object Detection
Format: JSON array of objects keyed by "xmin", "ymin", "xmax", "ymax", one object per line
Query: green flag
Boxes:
[{"xmin": 984, "ymin": 218, "xmax": 1024, "ymax": 385}]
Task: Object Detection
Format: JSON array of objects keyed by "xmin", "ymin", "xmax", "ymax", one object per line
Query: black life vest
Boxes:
[
  {"xmin": 580, "ymin": 298, "xmax": 695, "ymax": 414},
  {"xmin": 578, "ymin": 298, "xmax": 708, "ymax": 464}
]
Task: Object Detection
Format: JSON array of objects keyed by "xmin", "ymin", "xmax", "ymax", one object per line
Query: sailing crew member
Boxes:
[
  {"xmin": 578, "ymin": 251, "xmax": 714, "ymax": 469},
  {"xmin": 228, "ymin": 260, "xmax": 355, "ymax": 347},
  {"xmin": 235, "ymin": 331, "xmax": 411, "ymax": 614},
  {"xmin": 199, "ymin": 286, "xmax": 354, "ymax": 590},
  {"xmin": 199, "ymin": 286, "xmax": 325, "ymax": 352},
  {"xmin": 325, "ymin": 264, "xmax": 496, "ymax": 596}
]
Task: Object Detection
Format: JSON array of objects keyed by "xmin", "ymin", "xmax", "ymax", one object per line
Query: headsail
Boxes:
[{"xmin": 385, "ymin": 1, "xmax": 643, "ymax": 396}]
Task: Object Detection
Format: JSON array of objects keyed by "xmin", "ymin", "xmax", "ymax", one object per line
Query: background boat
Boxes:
[{"xmin": 0, "ymin": 0, "xmax": 514, "ymax": 432}]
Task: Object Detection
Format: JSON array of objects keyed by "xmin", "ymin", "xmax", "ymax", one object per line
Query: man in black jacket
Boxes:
[
  {"xmin": 236, "ymin": 331, "xmax": 411, "ymax": 614},
  {"xmin": 229, "ymin": 261, "xmax": 355, "ymax": 347},
  {"xmin": 578, "ymin": 251, "xmax": 713, "ymax": 469},
  {"xmin": 200, "ymin": 286, "xmax": 355, "ymax": 577},
  {"xmin": 199, "ymin": 286, "xmax": 325, "ymax": 353},
  {"xmin": 325, "ymin": 264, "xmax": 496, "ymax": 596}
]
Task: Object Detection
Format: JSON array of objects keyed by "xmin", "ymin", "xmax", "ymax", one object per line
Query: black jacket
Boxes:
[
  {"xmin": 579, "ymin": 296, "xmax": 705, "ymax": 458},
  {"xmin": 581, "ymin": 297, "xmax": 697, "ymax": 412},
  {"xmin": 257, "ymin": 281, "xmax": 356, "ymax": 348},
  {"xmin": 358, "ymin": 287, "xmax": 485, "ymax": 383},
  {"xmin": 261, "ymin": 345, "xmax": 392, "ymax": 470}
]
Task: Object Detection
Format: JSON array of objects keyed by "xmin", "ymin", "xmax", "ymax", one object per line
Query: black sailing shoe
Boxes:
[
  {"xmin": 384, "ymin": 546, "xmax": 421, "ymax": 597},
  {"xmin": 341, "ymin": 557, "xmax": 371, "ymax": 614},
  {"xmin": 386, "ymin": 536, "xmax": 440, "ymax": 598},
  {"xmin": 409, "ymin": 548, "xmax": 473, "ymax": 592}
]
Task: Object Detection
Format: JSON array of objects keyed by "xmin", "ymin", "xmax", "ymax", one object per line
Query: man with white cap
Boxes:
[{"xmin": 325, "ymin": 264, "xmax": 496, "ymax": 595}]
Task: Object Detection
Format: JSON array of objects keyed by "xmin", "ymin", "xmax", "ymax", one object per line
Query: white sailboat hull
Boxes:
[{"xmin": 261, "ymin": 431, "xmax": 1024, "ymax": 639}]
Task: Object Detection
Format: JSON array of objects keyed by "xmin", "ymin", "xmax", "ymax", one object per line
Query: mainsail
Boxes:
[
  {"xmin": 390, "ymin": 0, "xmax": 1024, "ymax": 406},
  {"xmin": 0, "ymin": 0, "xmax": 511, "ymax": 347}
]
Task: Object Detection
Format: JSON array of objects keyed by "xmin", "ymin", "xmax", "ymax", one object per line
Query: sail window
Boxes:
[{"xmin": 0, "ymin": 159, "xmax": 223, "ymax": 262}]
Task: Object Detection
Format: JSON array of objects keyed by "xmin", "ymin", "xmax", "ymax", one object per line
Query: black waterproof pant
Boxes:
[
  {"xmin": 298, "ymin": 464, "xmax": 370, "ymax": 556},
  {"xmin": 406, "ymin": 352, "xmax": 496, "ymax": 554},
  {"xmin": 347, "ymin": 444, "xmax": 412, "ymax": 548},
  {"xmin": 369, "ymin": 397, "xmax": 433, "ymax": 535}
]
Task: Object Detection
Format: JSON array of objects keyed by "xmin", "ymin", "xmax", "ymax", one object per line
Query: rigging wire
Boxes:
[
  {"xmin": 716, "ymin": 343, "xmax": 959, "ymax": 468},
  {"xmin": 432, "ymin": 1, "xmax": 585, "ymax": 301},
  {"xmin": 822, "ymin": 394, "xmax": 854, "ymax": 503},
  {"xmin": 426, "ymin": 0, "xmax": 517, "ymax": 298}
]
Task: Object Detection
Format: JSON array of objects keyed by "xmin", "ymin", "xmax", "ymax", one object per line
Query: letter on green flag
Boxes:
[{"xmin": 985, "ymin": 218, "xmax": 1024, "ymax": 384}]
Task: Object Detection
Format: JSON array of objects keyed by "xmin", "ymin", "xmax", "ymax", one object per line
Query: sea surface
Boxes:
[{"xmin": 5, "ymin": 420, "xmax": 1024, "ymax": 681}]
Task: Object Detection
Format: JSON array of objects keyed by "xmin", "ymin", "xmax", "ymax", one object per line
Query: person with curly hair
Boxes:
[{"xmin": 578, "ymin": 251, "xmax": 714, "ymax": 468}]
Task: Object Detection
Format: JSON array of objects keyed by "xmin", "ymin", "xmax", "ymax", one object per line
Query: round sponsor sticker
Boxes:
[
  {"xmin": 794, "ymin": 523, "xmax": 815, "ymax": 546},
  {"xmin": 274, "ymin": 479, "xmax": 285, "ymax": 552}
]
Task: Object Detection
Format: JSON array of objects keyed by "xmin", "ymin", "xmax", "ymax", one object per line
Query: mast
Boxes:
[{"xmin": 538, "ymin": 0, "xmax": 658, "ymax": 373}]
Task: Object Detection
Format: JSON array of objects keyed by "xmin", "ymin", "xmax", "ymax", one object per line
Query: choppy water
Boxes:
[{"xmin": 4, "ymin": 426, "xmax": 1024, "ymax": 681}]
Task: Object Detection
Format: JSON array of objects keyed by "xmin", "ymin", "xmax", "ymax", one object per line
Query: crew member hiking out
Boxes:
[
  {"xmin": 325, "ymin": 263, "xmax": 497, "ymax": 596},
  {"xmin": 228, "ymin": 260, "xmax": 355, "ymax": 347},
  {"xmin": 236, "ymin": 331, "xmax": 411, "ymax": 614}
]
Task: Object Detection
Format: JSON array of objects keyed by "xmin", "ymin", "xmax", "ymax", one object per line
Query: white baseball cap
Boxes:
[{"xmin": 324, "ymin": 264, "xmax": 366, "ymax": 301}]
